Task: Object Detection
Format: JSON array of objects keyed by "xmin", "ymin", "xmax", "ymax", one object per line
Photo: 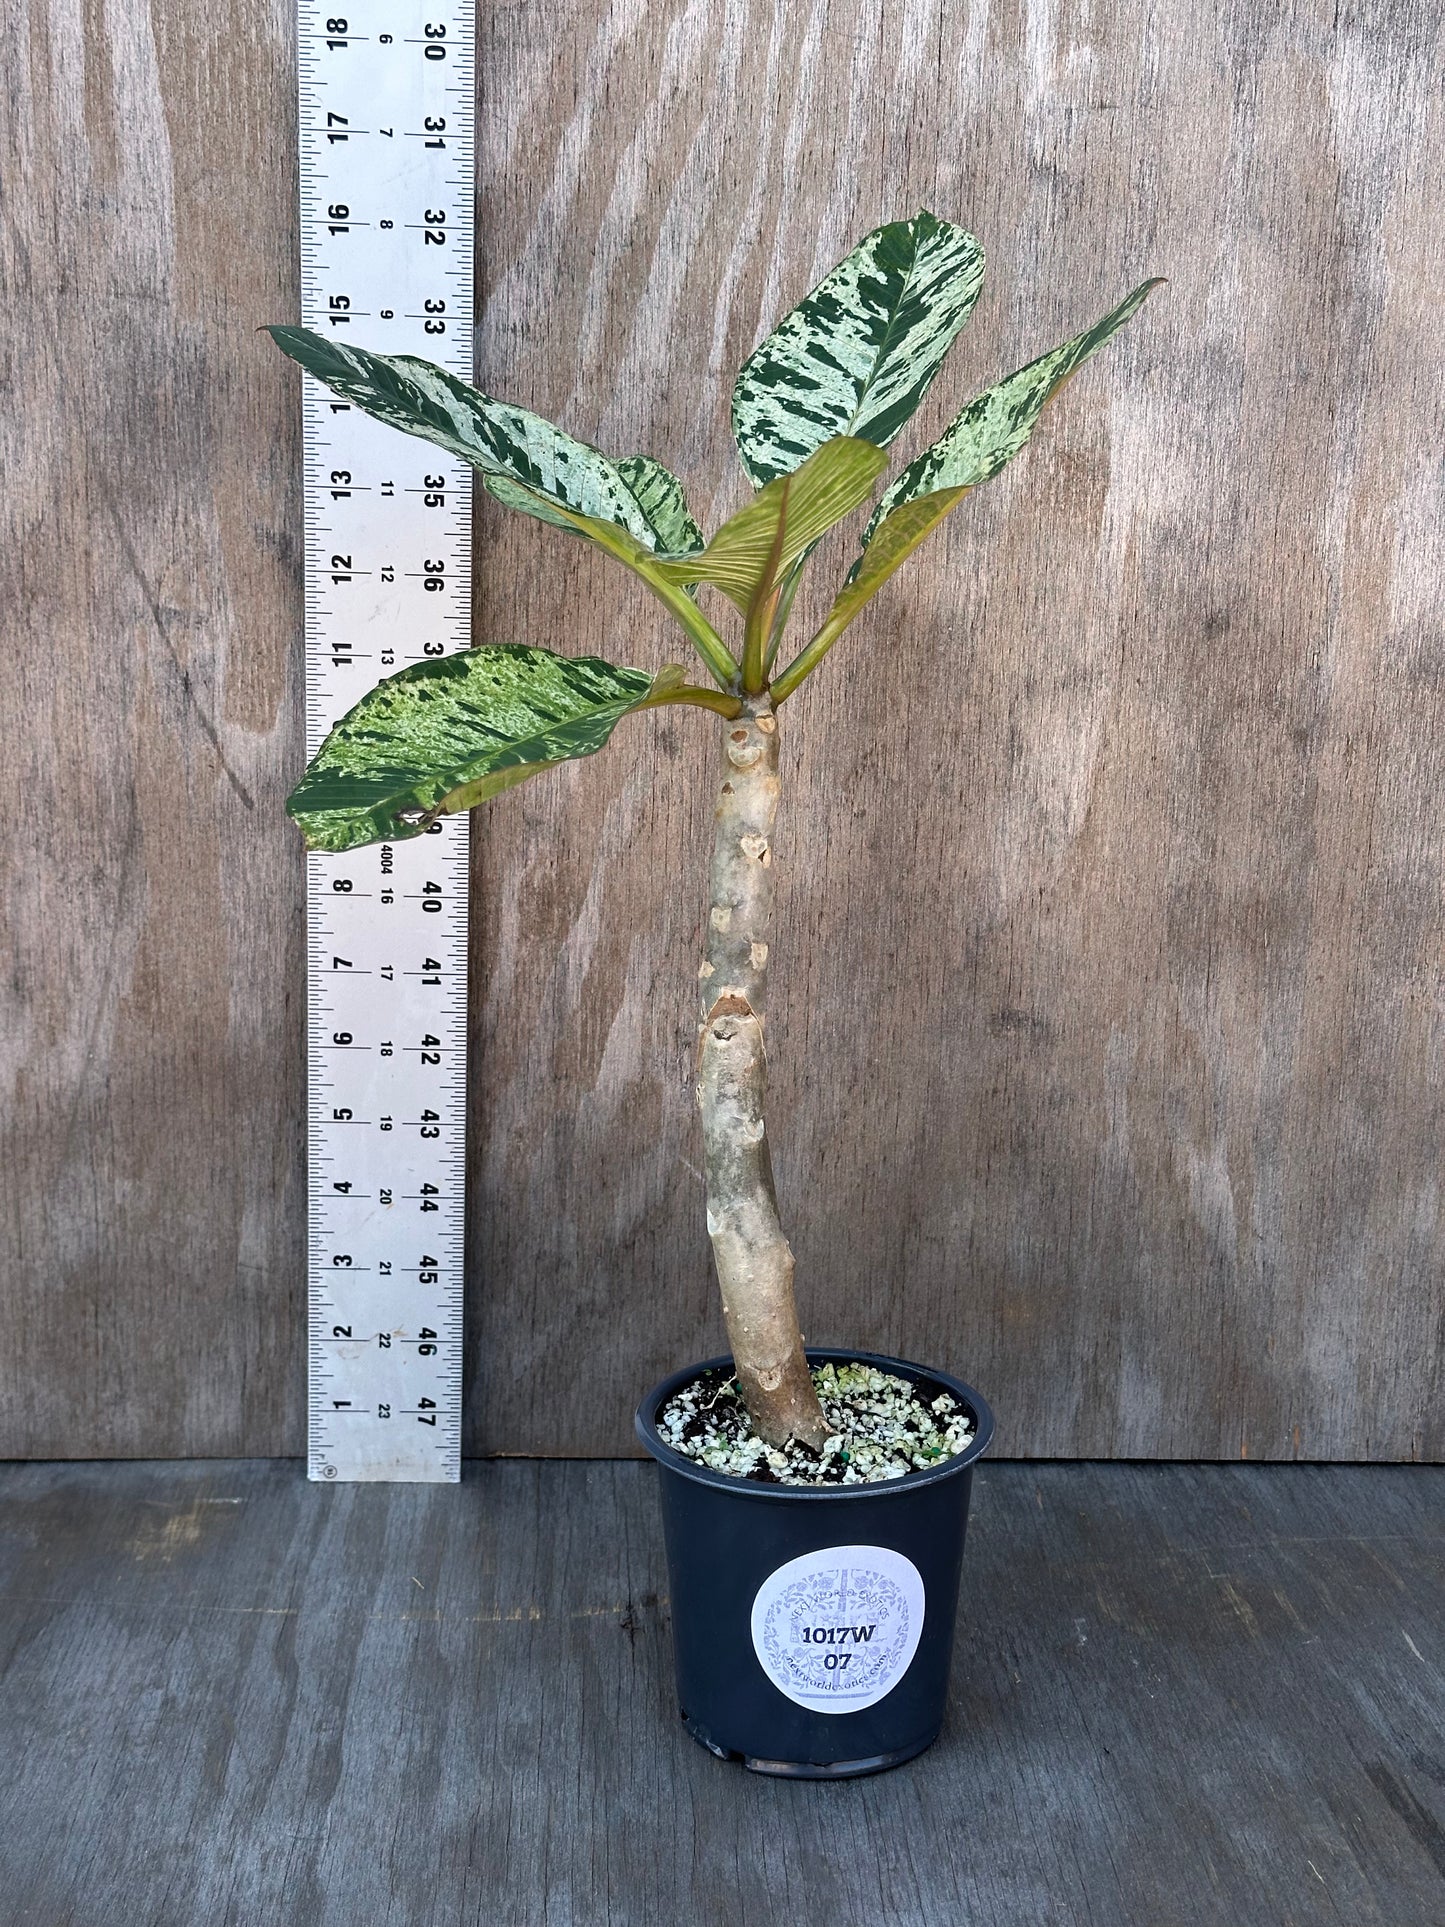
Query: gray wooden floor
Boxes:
[{"xmin": 1, "ymin": 1459, "xmax": 1442, "ymax": 1926}]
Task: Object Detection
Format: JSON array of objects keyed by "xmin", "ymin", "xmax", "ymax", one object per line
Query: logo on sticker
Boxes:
[{"xmin": 750, "ymin": 1544, "xmax": 926, "ymax": 1713}]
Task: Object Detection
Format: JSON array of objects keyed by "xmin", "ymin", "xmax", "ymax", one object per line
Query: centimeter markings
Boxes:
[{"xmin": 298, "ymin": 0, "xmax": 474, "ymax": 1481}]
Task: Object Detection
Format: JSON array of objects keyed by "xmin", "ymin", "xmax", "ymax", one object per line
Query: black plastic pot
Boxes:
[{"xmin": 635, "ymin": 1347, "xmax": 994, "ymax": 1778}]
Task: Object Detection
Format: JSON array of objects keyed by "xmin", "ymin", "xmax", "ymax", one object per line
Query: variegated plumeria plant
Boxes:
[{"xmin": 271, "ymin": 211, "xmax": 1158, "ymax": 1450}]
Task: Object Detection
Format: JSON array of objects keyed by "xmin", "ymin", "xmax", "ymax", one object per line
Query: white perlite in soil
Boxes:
[{"xmin": 658, "ymin": 1362, "xmax": 977, "ymax": 1486}]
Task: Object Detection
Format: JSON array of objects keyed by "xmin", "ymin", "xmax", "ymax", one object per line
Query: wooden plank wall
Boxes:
[{"xmin": 3, "ymin": 0, "xmax": 1441, "ymax": 1460}]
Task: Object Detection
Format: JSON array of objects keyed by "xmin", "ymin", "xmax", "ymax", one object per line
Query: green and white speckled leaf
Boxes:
[
  {"xmin": 615, "ymin": 455, "xmax": 705, "ymax": 557},
  {"xmin": 268, "ymin": 328, "xmax": 658, "ymax": 541},
  {"xmin": 287, "ymin": 646, "xmax": 682, "ymax": 853},
  {"xmin": 859, "ymin": 279, "xmax": 1163, "ymax": 553},
  {"xmin": 655, "ymin": 436, "xmax": 887, "ymax": 611},
  {"xmin": 268, "ymin": 328, "xmax": 737, "ymax": 687},
  {"xmin": 730, "ymin": 211, "xmax": 984, "ymax": 488},
  {"xmin": 771, "ymin": 280, "xmax": 1162, "ymax": 703}
]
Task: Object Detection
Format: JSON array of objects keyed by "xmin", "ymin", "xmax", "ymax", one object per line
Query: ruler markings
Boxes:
[{"xmin": 298, "ymin": 0, "xmax": 474, "ymax": 1481}]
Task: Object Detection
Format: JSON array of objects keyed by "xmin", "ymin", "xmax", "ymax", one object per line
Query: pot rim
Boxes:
[{"xmin": 634, "ymin": 1346, "xmax": 995, "ymax": 1499}]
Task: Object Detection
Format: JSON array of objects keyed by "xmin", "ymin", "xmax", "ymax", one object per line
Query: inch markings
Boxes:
[{"xmin": 298, "ymin": 0, "xmax": 474, "ymax": 1481}]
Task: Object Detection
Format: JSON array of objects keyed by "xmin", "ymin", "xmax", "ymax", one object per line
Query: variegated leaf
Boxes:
[
  {"xmin": 860, "ymin": 279, "xmax": 1164, "ymax": 549},
  {"xmin": 268, "ymin": 328, "xmax": 737, "ymax": 687},
  {"xmin": 655, "ymin": 435, "xmax": 887, "ymax": 612},
  {"xmin": 771, "ymin": 279, "xmax": 1163, "ymax": 702},
  {"xmin": 268, "ymin": 327, "xmax": 658, "ymax": 543},
  {"xmin": 616, "ymin": 455, "xmax": 705, "ymax": 556},
  {"xmin": 731, "ymin": 210, "xmax": 984, "ymax": 487},
  {"xmin": 287, "ymin": 646, "xmax": 682, "ymax": 853}
]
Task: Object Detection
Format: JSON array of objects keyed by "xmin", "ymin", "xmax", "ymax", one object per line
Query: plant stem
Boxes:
[
  {"xmin": 740, "ymin": 496, "xmax": 789, "ymax": 696},
  {"xmin": 696, "ymin": 696, "xmax": 830, "ymax": 1450},
  {"xmin": 635, "ymin": 565, "xmax": 739, "ymax": 691},
  {"xmin": 641, "ymin": 683, "xmax": 743, "ymax": 720}
]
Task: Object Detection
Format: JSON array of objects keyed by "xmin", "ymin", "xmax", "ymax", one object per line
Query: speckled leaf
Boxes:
[
  {"xmin": 267, "ymin": 327, "xmax": 657, "ymax": 541},
  {"xmin": 287, "ymin": 646, "xmax": 682, "ymax": 853},
  {"xmin": 655, "ymin": 435, "xmax": 887, "ymax": 611},
  {"xmin": 771, "ymin": 280, "xmax": 1163, "ymax": 703},
  {"xmin": 269, "ymin": 329, "xmax": 737, "ymax": 687},
  {"xmin": 730, "ymin": 211, "xmax": 984, "ymax": 488},
  {"xmin": 616, "ymin": 455, "xmax": 705, "ymax": 556},
  {"xmin": 859, "ymin": 279, "xmax": 1163, "ymax": 554}
]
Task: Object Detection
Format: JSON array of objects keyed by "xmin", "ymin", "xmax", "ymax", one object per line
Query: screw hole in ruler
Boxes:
[{"xmin": 297, "ymin": 0, "xmax": 475, "ymax": 1481}]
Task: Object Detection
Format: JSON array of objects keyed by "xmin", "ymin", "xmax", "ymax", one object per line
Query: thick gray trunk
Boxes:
[{"xmin": 696, "ymin": 696, "xmax": 829, "ymax": 1451}]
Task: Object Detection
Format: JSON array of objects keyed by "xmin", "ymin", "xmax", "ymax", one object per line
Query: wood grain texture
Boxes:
[
  {"xmin": 0, "ymin": 0, "xmax": 307, "ymax": 1453},
  {"xmin": 3, "ymin": 0, "xmax": 1443, "ymax": 1459},
  {"xmin": 2, "ymin": 1457, "xmax": 1445, "ymax": 1922},
  {"xmin": 467, "ymin": 0, "xmax": 1445, "ymax": 1457}
]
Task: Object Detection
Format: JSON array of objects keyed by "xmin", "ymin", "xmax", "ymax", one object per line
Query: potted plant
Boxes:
[{"xmin": 270, "ymin": 211, "xmax": 1157, "ymax": 1777}]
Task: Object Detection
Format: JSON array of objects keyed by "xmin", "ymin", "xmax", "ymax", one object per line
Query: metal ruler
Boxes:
[{"xmin": 297, "ymin": 0, "xmax": 474, "ymax": 1480}]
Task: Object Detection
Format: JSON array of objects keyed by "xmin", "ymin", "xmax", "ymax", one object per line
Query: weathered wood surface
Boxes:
[
  {"xmin": 2, "ymin": 1458, "xmax": 1444, "ymax": 1924},
  {"xmin": 468, "ymin": 0, "xmax": 1445, "ymax": 1456},
  {"xmin": 3, "ymin": 0, "xmax": 1443, "ymax": 1458},
  {"xmin": 0, "ymin": 0, "xmax": 307, "ymax": 1455}
]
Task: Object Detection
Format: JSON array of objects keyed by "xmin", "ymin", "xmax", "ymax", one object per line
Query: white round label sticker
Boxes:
[{"xmin": 750, "ymin": 1544, "xmax": 926, "ymax": 1714}]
